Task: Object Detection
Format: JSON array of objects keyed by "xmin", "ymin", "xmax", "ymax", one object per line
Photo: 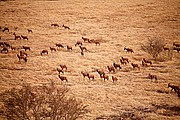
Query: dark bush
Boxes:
[{"xmin": 0, "ymin": 82, "xmax": 88, "ymax": 120}]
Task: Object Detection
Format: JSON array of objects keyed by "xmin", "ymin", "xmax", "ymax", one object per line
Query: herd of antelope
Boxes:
[{"xmin": 0, "ymin": 24, "xmax": 179, "ymax": 98}]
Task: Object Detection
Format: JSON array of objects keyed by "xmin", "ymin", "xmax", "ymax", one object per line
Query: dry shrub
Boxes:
[
  {"xmin": 0, "ymin": 82, "xmax": 88, "ymax": 120},
  {"xmin": 141, "ymin": 37, "xmax": 172, "ymax": 61}
]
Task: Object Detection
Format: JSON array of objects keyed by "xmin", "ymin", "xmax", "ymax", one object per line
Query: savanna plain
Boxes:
[{"xmin": 0, "ymin": 0, "xmax": 180, "ymax": 119}]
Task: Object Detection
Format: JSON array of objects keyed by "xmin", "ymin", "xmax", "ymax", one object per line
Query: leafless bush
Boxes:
[
  {"xmin": 0, "ymin": 82, "xmax": 88, "ymax": 120},
  {"xmin": 141, "ymin": 37, "xmax": 172, "ymax": 61},
  {"xmin": 141, "ymin": 38, "xmax": 163, "ymax": 59}
]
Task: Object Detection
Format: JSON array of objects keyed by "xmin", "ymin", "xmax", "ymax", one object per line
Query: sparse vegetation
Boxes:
[
  {"xmin": 0, "ymin": 82, "xmax": 88, "ymax": 120},
  {"xmin": 141, "ymin": 37, "xmax": 173, "ymax": 61}
]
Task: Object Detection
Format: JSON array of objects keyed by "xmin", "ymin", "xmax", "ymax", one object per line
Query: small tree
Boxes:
[
  {"xmin": 141, "ymin": 37, "xmax": 166, "ymax": 60},
  {"xmin": 0, "ymin": 82, "xmax": 88, "ymax": 120}
]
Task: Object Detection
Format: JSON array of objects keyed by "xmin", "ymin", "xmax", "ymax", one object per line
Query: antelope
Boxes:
[
  {"xmin": 41, "ymin": 50, "xmax": 48, "ymax": 55},
  {"xmin": 4, "ymin": 42, "xmax": 10, "ymax": 47},
  {"xmin": 21, "ymin": 35, "xmax": 28, "ymax": 40},
  {"xmin": 148, "ymin": 74, "xmax": 157, "ymax": 80},
  {"xmin": 113, "ymin": 63, "xmax": 122, "ymax": 69},
  {"xmin": 27, "ymin": 29, "xmax": 33, "ymax": 33},
  {"xmin": 168, "ymin": 83, "xmax": 179, "ymax": 93},
  {"xmin": 81, "ymin": 51, "xmax": 84, "ymax": 56},
  {"xmin": 20, "ymin": 50, "xmax": 27, "ymax": 57},
  {"xmin": 79, "ymin": 46, "xmax": 87, "ymax": 52},
  {"xmin": 22, "ymin": 46, "xmax": 30, "ymax": 51},
  {"xmin": 50, "ymin": 47, "xmax": 56, "ymax": 52},
  {"xmin": 51, "ymin": 23, "xmax": 59, "ymax": 27},
  {"xmin": 75, "ymin": 41, "xmax": 83, "ymax": 46},
  {"xmin": 58, "ymin": 75, "xmax": 68, "ymax": 82},
  {"xmin": 173, "ymin": 47, "xmax": 180, "ymax": 52},
  {"xmin": 82, "ymin": 37, "xmax": 89, "ymax": 42},
  {"xmin": 107, "ymin": 66, "xmax": 115, "ymax": 72},
  {"xmin": 17, "ymin": 54, "xmax": 27, "ymax": 62},
  {"xmin": 57, "ymin": 68, "xmax": 64, "ymax": 74},
  {"xmin": 173, "ymin": 42, "xmax": 180, "ymax": 47},
  {"xmin": 81, "ymin": 71, "xmax": 89, "ymax": 78},
  {"xmin": 3, "ymin": 27, "xmax": 9, "ymax": 32},
  {"xmin": 13, "ymin": 33, "xmax": 21, "ymax": 40},
  {"xmin": 60, "ymin": 64, "xmax": 67, "ymax": 70},
  {"xmin": 131, "ymin": 63, "xmax": 140, "ymax": 69},
  {"xmin": 96, "ymin": 69, "xmax": 105, "ymax": 77},
  {"xmin": 101, "ymin": 74, "xmax": 109, "ymax": 81},
  {"xmin": 87, "ymin": 74, "xmax": 94, "ymax": 80},
  {"xmin": 67, "ymin": 45, "xmax": 72, "ymax": 50},
  {"xmin": 142, "ymin": 60, "xmax": 148, "ymax": 67},
  {"xmin": 11, "ymin": 46, "xmax": 16, "ymax": 51},
  {"xmin": 1, "ymin": 47, "xmax": 8, "ymax": 53},
  {"xmin": 121, "ymin": 57, "xmax": 129, "ymax": 63},
  {"xmin": 62, "ymin": 24, "xmax": 70, "ymax": 30},
  {"xmin": 142, "ymin": 58, "xmax": 152, "ymax": 65},
  {"xmin": 112, "ymin": 76, "xmax": 118, "ymax": 82},
  {"xmin": 120, "ymin": 59, "xmax": 127, "ymax": 65},
  {"xmin": 124, "ymin": 47, "xmax": 134, "ymax": 53},
  {"xmin": 56, "ymin": 43, "xmax": 64, "ymax": 48}
]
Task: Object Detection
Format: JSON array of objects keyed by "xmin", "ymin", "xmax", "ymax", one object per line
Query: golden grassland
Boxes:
[{"xmin": 0, "ymin": 0, "xmax": 180, "ymax": 119}]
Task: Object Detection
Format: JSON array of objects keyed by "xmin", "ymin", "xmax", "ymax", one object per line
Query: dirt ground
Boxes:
[{"xmin": 0, "ymin": 0, "xmax": 180, "ymax": 119}]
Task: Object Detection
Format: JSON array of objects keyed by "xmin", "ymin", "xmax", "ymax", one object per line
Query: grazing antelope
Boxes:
[
  {"xmin": 107, "ymin": 66, "xmax": 115, "ymax": 73},
  {"xmin": 101, "ymin": 74, "xmax": 109, "ymax": 81},
  {"xmin": 1, "ymin": 47, "xmax": 8, "ymax": 53},
  {"xmin": 142, "ymin": 60, "xmax": 148, "ymax": 67},
  {"xmin": 17, "ymin": 54, "xmax": 27, "ymax": 62},
  {"xmin": 51, "ymin": 23, "xmax": 59, "ymax": 27},
  {"xmin": 168, "ymin": 83, "xmax": 179, "ymax": 93},
  {"xmin": 131, "ymin": 63, "xmax": 140, "ymax": 69},
  {"xmin": 142, "ymin": 58, "xmax": 152, "ymax": 65},
  {"xmin": 57, "ymin": 68, "xmax": 64, "ymax": 74},
  {"xmin": 120, "ymin": 59, "xmax": 127, "ymax": 65},
  {"xmin": 87, "ymin": 74, "xmax": 94, "ymax": 80},
  {"xmin": 124, "ymin": 47, "xmax": 134, "ymax": 53},
  {"xmin": 62, "ymin": 24, "xmax": 70, "ymax": 30},
  {"xmin": 50, "ymin": 47, "xmax": 56, "ymax": 52},
  {"xmin": 60, "ymin": 64, "xmax": 67, "ymax": 70},
  {"xmin": 81, "ymin": 71, "xmax": 89, "ymax": 78},
  {"xmin": 21, "ymin": 35, "xmax": 28, "ymax": 40},
  {"xmin": 3, "ymin": 27, "xmax": 9, "ymax": 32},
  {"xmin": 56, "ymin": 43, "xmax": 64, "ymax": 48},
  {"xmin": 75, "ymin": 41, "xmax": 83, "ymax": 46},
  {"xmin": 96, "ymin": 69, "xmax": 105, "ymax": 77},
  {"xmin": 148, "ymin": 74, "xmax": 157, "ymax": 80},
  {"xmin": 27, "ymin": 29, "xmax": 33, "ymax": 33},
  {"xmin": 79, "ymin": 46, "xmax": 87, "ymax": 51},
  {"xmin": 113, "ymin": 63, "xmax": 122, "ymax": 69},
  {"xmin": 58, "ymin": 75, "xmax": 68, "ymax": 82},
  {"xmin": 112, "ymin": 76, "xmax": 118, "ymax": 82},
  {"xmin": 121, "ymin": 57, "xmax": 129, "ymax": 63},
  {"xmin": 13, "ymin": 33, "xmax": 21, "ymax": 40},
  {"xmin": 67, "ymin": 45, "xmax": 72, "ymax": 50},
  {"xmin": 22, "ymin": 46, "xmax": 30, "ymax": 51},
  {"xmin": 82, "ymin": 37, "xmax": 89, "ymax": 42},
  {"xmin": 41, "ymin": 50, "xmax": 48, "ymax": 55}
]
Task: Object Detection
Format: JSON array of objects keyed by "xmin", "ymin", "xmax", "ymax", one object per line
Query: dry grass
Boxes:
[{"xmin": 0, "ymin": 0, "xmax": 180, "ymax": 119}]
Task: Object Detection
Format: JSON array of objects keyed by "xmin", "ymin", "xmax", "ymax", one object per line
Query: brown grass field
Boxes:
[{"xmin": 0, "ymin": 0, "xmax": 180, "ymax": 119}]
